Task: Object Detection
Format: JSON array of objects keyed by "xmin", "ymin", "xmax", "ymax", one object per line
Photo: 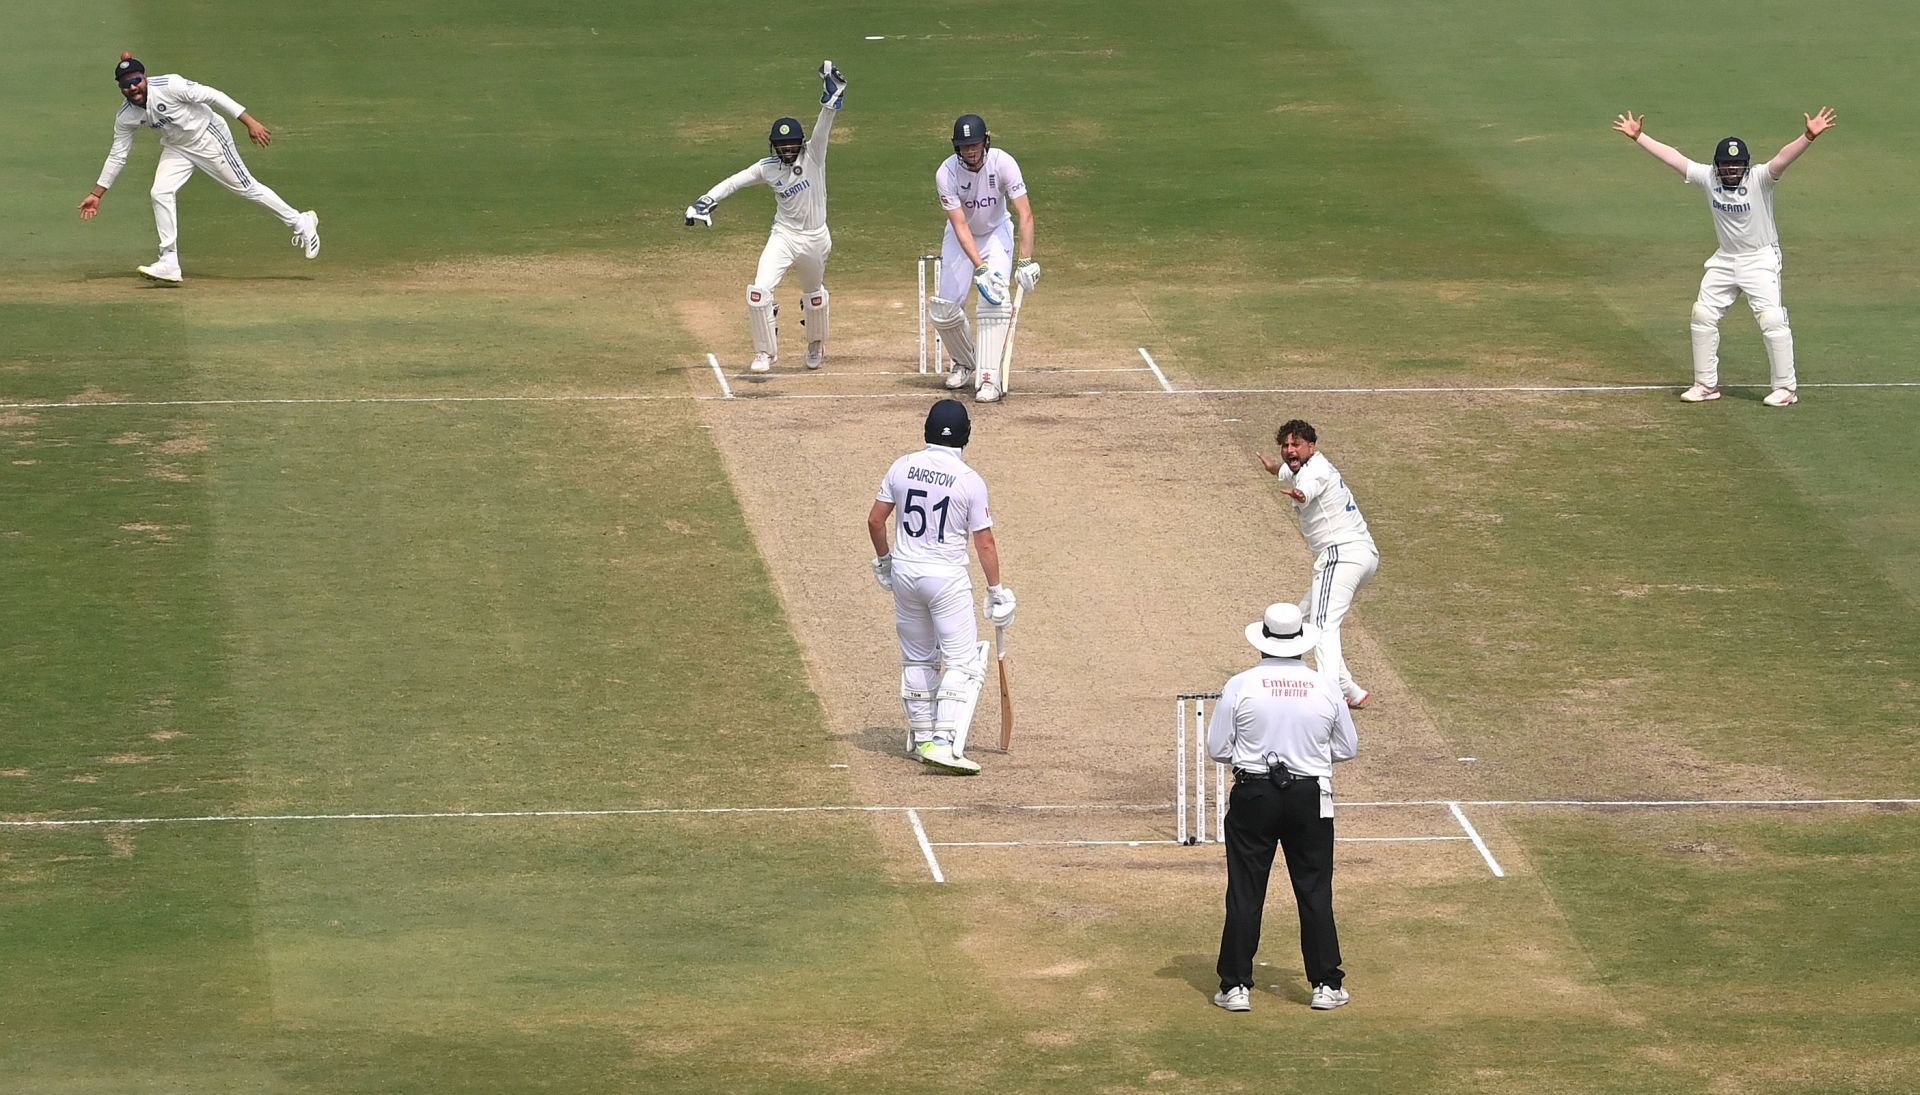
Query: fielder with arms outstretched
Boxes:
[
  {"xmin": 868, "ymin": 399, "xmax": 1016, "ymax": 775},
  {"xmin": 1612, "ymin": 106, "xmax": 1837, "ymax": 407},
  {"xmin": 78, "ymin": 53, "xmax": 320, "ymax": 285},
  {"xmin": 929, "ymin": 114, "xmax": 1040, "ymax": 404},
  {"xmin": 684, "ymin": 61, "xmax": 846, "ymax": 374}
]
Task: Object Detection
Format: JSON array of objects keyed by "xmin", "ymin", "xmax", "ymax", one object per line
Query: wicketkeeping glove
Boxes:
[
  {"xmin": 973, "ymin": 263, "xmax": 1008, "ymax": 306},
  {"xmin": 819, "ymin": 60, "xmax": 847, "ymax": 107},
  {"xmin": 1014, "ymin": 258, "xmax": 1042, "ymax": 292},
  {"xmin": 871, "ymin": 553, "xmax": 895, "ymax": 592},
  {"xmin": 985, "ymin": 584, "xmax": 1017, "ymax": 629},
  {"xmin": 684, "ymin": 197, "xmax": 715, "ymax": 228}
]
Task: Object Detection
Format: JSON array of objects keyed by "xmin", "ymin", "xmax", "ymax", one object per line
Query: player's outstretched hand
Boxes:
[
  {"xmin": 1255, "ymin": 451, "xmax": 1281, "ymax": 476},
  {"xmin": 78, "ymin": 194, "xmax": 102, "ymax": 220},
  {"xmin": 1612, "ymin": 111, "xmax": 1644, "ymax": 140},
  {"xmin": 684, "ymin": 198, "xmax": 715, "ymax": 228},
  {"xmin": 1014, "ymin": 257, "xmax": 1042, "ymax": 292},
  {"xmin": 819, "ymin": 60, "xmax": 847, "ymax": 106},
  {"xmin": 973, "ymin": 263, "xmax": 1007, "ymax": 306},
  {"xmin": 244, "ymin": 118, "xmax": 273, "ymax": 147},
  {"xmin": 1805, "ymin": 106, "xmax": 1837, "ymax": 139}
]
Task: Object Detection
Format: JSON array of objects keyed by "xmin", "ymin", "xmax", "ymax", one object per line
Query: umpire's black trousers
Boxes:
[{"xmin": 1215, "ymin": 774, "xmax": 1343, "ymax": 991}]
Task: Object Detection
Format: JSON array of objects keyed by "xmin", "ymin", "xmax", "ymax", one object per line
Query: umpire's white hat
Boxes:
[{"xmin": 1245, "ymin": 603, "xmax": 1319, "ymax": 658}]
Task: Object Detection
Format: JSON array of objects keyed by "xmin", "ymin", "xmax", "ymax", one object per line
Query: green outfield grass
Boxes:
[{"xmin": 4, "ymin": 1, "xmax": 1917, "ymax": 1091}]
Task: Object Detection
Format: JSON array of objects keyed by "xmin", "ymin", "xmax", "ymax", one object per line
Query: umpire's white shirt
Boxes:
[
  {"xmin": 97, "ymin": 75, "xmax": 250, "ymax": 189},
  {"xmin": 1208, "ymin": 657, "xmax": 1357, "ymax": 779},
  {"xmin": 1278, "ymin": 453, "xmax": 1374, "ymax": 555},
  {"xmin": 876, "ymin": 444, "xmax": 991, "ymax": 571},
  {"xmin": 701, "ymin": 101, "xmax": 839, "ymax": 235},
  {"xmin": 1684, "ymin": 158, "xmax": 1780, "ymax": 256}
]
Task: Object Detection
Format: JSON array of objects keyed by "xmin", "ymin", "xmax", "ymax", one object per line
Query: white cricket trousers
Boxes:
[
  {"xmin": 1691, "ymin": 246, "xmax": 1796, "ymax": 391},
  {"xmin": 891, "ymin": 563, "xmax": 978, "ymax": 739},
  {"xmin": 753, "ymin": 226, "xmax": 831, "ymax": 293},
  {"xmin": 1300, "ymin": 540, "xmax": 1378, "ymax": 705},
  {"xmin": 149, "ymin": 138, "xmax": 300, "ymax": 254},
  {"xmin": 937, "ymin": 221, "xmax": 1012, "ymax": 303}
]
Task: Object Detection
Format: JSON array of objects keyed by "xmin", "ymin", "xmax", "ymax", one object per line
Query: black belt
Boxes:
[{"xmin": 1234, "ymin": 767, "xmax": 1316, "ymax": 787}]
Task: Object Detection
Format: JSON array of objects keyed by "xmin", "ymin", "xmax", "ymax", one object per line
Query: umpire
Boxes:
[{"xmin": 1209, "ymin": 603, "xmax": 1359, "ymax": 1013}]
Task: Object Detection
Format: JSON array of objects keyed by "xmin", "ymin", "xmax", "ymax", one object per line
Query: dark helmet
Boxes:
[
  {"xmin": 114, "ymin": 52, "xmax": 145, "ymax": 85},
  {"xmin": 952, "ymin": 113, "xmax": 990, "ymax": 151},
  {"xmin": 924, "ymin": 398, "xmax": 971, "ymax": 447},
  {"xmin": 1713, "ymin": 136, "xmax": 1750, "ymax": 187},
  {"xmin": 768, "ymin": 116, "xmax": 806, "ymax": 164}
]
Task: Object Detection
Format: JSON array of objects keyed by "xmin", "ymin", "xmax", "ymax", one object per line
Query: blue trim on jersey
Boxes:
[
  {"xmin": 212, "ymin": 126, "xmax": 253, "ymax": 185},
  {"xmin": 1314, "ymin": 545, "xmax": 1339, "ymax": 625}
]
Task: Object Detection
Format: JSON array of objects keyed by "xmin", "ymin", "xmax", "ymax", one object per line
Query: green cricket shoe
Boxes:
[{"xmin": 914, "ymin": 740, "xmax": 981, "ymax": 775}]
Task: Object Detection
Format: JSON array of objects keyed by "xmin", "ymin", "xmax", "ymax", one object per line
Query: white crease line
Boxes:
[
  {"xmin": 0, "ymin": 394, "xmax": 680, "ymax": 411},
  {"xmin": 929, "ymin": 836, "xmax": 1467, "ymax": 848},
  {"xmin": 3, "ymin": 797, "xmax": 1910, "ymax": 830},
  {"xmin": 705, "ymin": 353, "xmax": 734, "ymax": 400},
  {"xmin": 1448, "ymin": 802, "xmax": 1506, "ymax": 878},
  {"xmin": 1138, "ymin": 347, "xmax": 1175, "ymax": 393},
  {"xmin": 728, "ymin": 367, "xmax": 1152, "ymax": 378},
  {"xmin": 906, "ymin": 809, "xmax": 945, "ymax": 883}
]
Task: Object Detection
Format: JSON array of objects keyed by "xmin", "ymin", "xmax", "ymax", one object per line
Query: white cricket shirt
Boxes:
[
  {"xmin": 701, "ymin": 101, "xmax": 838, "ymax": 235},
  {"xmin": 876, "ymin": 445, "xmax": 992, "ymax": 570},
  {"xmin": 1684, "ymin": 157, "xmax": 1780, "ymax": 255},
  {"xmin": 97, "ymin": 74, "xmax": 249, "ymax": 189},
  {"xmin": 1278, "ymin": 453, "xmax": 1374, "ymax": 555},
  {"xmin": 1207, "ymin": 657, "xmax": 1357, "ymax": 779},
  {"xmin": 936, "ymin": 148, "xmax": 1027, "ymax": 242}
]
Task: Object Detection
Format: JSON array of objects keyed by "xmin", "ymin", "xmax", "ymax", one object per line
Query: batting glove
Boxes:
[
  {"xmin": 1014, "ymin": 258, "xmax": 1042, "ymax": 292},
  {"xmin": 684, "ymin": 197, "xmax": 715, "ymax": 228},
  {"xmin": 985, "ymin": 584, "xmax": 1016, "ymax": 629},
  {"xmin": 871, "ymin": 554, "xmax": 895, "ymax": 592},
  {"xmin": 973, "ymin": 263, "xmax": 1007, "ymax": 306},
  {"xmin": 819, "ymin": 60, "xmax": 847, "ymax": 107}
]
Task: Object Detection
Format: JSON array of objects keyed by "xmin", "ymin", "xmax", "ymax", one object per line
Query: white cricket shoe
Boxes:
[
  {"xmin": 291, "ymin": 211, "xmax": 321, "ymax": 259},
  {"xmin": 914, "ymin": 740, "xmax": 980, "ymax": 775},
  {"xmin": 806, "ymin": 341, "xmax": 825, "ymax": 370},
  {"xmin": 1310, "ymin": 984, "xmax": 1350, "ymax": 1011},
  {"xmin": 749, "ymin": 352, "xmax": 775, "ymax": 374},
  {"xmin": 943, "ymin": 366, "xmax": 972, "ymax": 390},
  {"xmin": 1762, "ymin": 388, "xmax": 1799, "ymax": 407},
  {"xmin": 1679, "ymin": 383, "xmax": 1722, "ymax": 402},
  {"xmin": 137, "ymin": 254, "xmax": 183, "ymax": 285},
  {"xmin": 1213, "ymin": 986, "xmax": 1251, "ymax": 1013},
  {"xmin": 976, "ymin": 381, "xmax": 1002, "ymax": 403}
]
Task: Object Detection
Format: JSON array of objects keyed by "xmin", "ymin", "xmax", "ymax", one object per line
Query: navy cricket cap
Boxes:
[
  {"xmin": 115, "ymin": 53, "xmax": 145, "ymax": 85},
  {"xmin": 924, "ymin": 399, "xmax": 971, "ymax": 447},
  {"xmin": 1713, "ymin": 136, "xmax": 1750, "ymax": 164}
]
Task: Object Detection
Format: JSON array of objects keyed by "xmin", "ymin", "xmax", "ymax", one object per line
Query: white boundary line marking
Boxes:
[
  {"xmin": 930, "ymin": 836, "xmax": 1468, "ymax": 848},
  {"xmin": 906, "ymin": 809, "xmax": 944, "ymax": 883},
  {"xmin": 1448, "ymin": 802, "xmax": 1506, "ymax": 878},
  {"xmin": 7, "ymin": 380, "xmax": 1918, "ymax": 413},
  {"xmin": 6, "ymin": 797, "xmax": 1909, "ymax": 830},
  {"xmin": 1137, "ymin": 347, "xmax": 1175, "ymax": 393},
  {"xmin": 705, "ymin": 353, "xmax": 734, "ymax": 400}
]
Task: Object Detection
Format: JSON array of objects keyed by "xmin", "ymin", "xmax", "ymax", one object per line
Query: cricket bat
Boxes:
[{"xmin": 995, "ymin": 625, "xmax": 1013, "ymax": 752}]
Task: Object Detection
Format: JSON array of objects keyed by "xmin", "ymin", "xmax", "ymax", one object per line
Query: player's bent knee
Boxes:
[
  {"xmin": 1757, "ymin": 306, "xmax": 1790, "ymax": 334},
  {"xmin": 928, "ymin": 297, "xmax": 966, "ymax": 326},
  {"xmin": 746, "ymin": 285, "xmax": 776, "ymax": 309},
  {"xmin": 1690, "ymin": 302, "xmax": 1725, "ymax": 329}
]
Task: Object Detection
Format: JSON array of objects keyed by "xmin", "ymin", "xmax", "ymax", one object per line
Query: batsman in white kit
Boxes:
[
  {"xmin": 930, "ymin": 114, "xmax": 1041, "ymax": 403},
  {"xmin": 867, "ymin": 400, "xmax": 1017, "ymax": 775},
  {"xmin": 1257, "ymin": 420, "xmax": 1378, "ymax": 710},
  {"xmin": 78, "ymin": 55, "xmax": 320, "ymax": 285},
  {"xmin": 684, "ymin": 61, "xmax": 847, "ymax": 373},
  {"xmin": 1612, "ymin": 107, "xmax": 1838, "ymax": 407}
]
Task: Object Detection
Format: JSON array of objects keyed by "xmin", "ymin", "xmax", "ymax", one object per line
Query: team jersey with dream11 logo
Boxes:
[
  {"xmin": 1683, "ymin": 153, "xmax": 1781, "ymax": 255},
  {"xmin": 936, "ymin": 148, "xmax": 1027, "ymax": 241},
  {"xmin": 876, "ymin": 444, "xmax": 992, "ymax": 570},
  {"xmin": 1278, "ymin": 453, "xmax": 1373, "ymax": 555}
]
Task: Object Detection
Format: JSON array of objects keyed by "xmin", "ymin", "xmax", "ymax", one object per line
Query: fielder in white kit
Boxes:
[
  {"xmin": 1257, "ymin": 420, "xmax": 1378, "ymax": 710},
  {"xmin": 868, "ymin": 400, "xmax": 1017, "ymax": 775},
  {"xmin": 1612, "ymin": 107, "xmax": 1838, "ymax": 407},
  {"xmin": 685, "ymin": 61, "xmax": 847, "ymax": 373},
  {"xmin": 930, "ymin": 114, "xmax": 1040, "ymax": 404},
  {"xmin": 78, "ymin": 54, "xmax": 320, "ymax": 285}
]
